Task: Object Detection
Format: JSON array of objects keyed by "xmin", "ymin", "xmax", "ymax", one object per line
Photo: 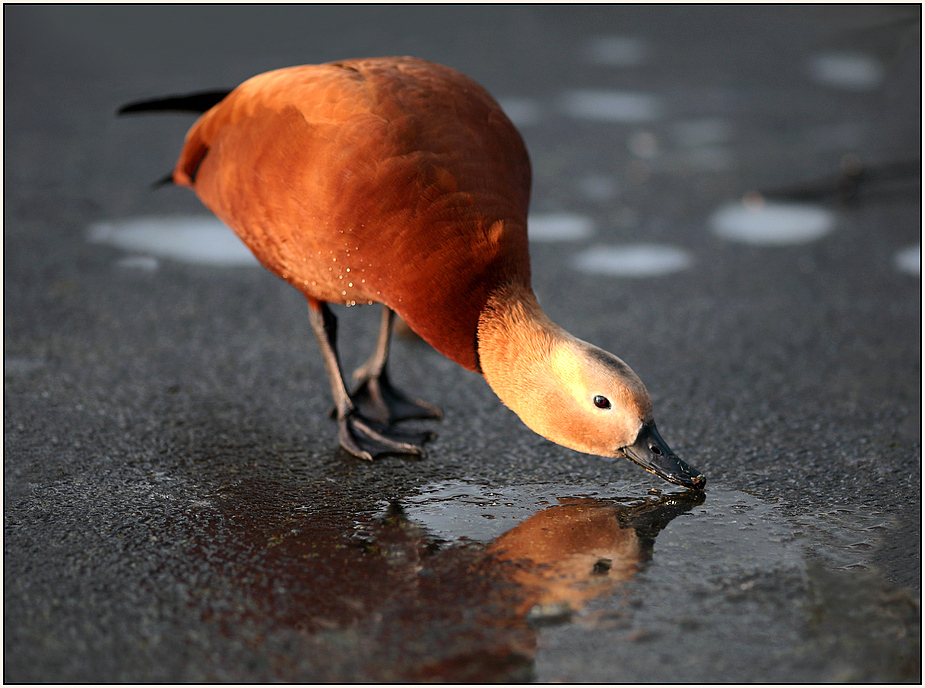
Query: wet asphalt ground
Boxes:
[{"xmin": 4, "ymin": 5, "xmax": 921, "ymax": 683}]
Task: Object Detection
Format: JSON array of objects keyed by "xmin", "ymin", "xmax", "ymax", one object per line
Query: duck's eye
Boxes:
[{"xmin": 593, "ymin": 395, "xmax": 611, "ymax": 409}]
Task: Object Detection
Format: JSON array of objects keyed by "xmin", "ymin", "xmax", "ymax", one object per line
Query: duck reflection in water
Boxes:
[
  {"xmin": 183, "ymin": 479, "xmax": 704, "ymax": 682},
  {"xmin": 484, "ymin": 491, "xmax": 705, "ymax": 621}
]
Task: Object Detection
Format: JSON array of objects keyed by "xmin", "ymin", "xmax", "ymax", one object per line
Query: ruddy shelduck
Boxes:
[{"xmin": 120, "ymin": 56, "xmax": 704, "ymax": 489}]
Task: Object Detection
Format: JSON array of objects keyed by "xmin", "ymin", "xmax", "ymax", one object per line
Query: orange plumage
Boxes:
[{"xmin": 122, "ymin": 56, "xmax": 704, "ymax": 489}]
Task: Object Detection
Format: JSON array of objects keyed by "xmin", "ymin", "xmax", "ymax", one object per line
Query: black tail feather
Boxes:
[
  {"xmin": 151, "ymin": 172, "xmax": 175, "ymax": 189},
  {"xmin": 117, "ymin": 89, "xmax": 232, "ymax": 116}
]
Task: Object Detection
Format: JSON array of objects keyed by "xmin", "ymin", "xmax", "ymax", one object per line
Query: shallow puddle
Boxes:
[
  {"xmin": 806, "ymin": 51, "xmax": 885, "ymax": 91},
  {"xmin": 572, "ymin": 243, "xmax": 693, "ymax": 277},
  {"xmin": 895, "ymin": 244, "xmax": 921, "ymax": 276},
  {"xmin": 709, "ymin": 199, "xmax": 835, "ymax": 245},
  {"xmin": 527, "ymin": 212, "xmax": 596, "ymax": 242},
  {"xmin": 560, "ymin": 89, "xmax": 664, "ymax": 123},
  {"xmin": 394, "ymin": 479, "xmax": 914, "ymax": 682},
  {"xmin": 87, "ymin": 216, "xmax": 258, "ymax": 266},
  {"xmin": 396, "ymin": 480, "xmax": 812, "ymax": 619},
  {"xmin": 169, "ymin": 471, "xmax": 916, "ymax": 681},
  {"xmin": 581, "ymin": 35, "xmax": 649, "ymax": 67}
]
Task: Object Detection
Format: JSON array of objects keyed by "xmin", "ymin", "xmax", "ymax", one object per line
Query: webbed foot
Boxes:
[
  {"xmin": 349, "ymin": 368, "xmax": 443, "ymax": 424},
  {"xmin": 338, "ymin": 409, "xmax": 435, "ymax": 460}
]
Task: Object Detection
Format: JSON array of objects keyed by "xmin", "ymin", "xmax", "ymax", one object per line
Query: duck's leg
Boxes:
[
  {"xmin": 308, "ymin": 301, "xmax": 431, "ymax": 460},
  {"xmin": 347, "ymin": 305, "xmax": 443, "ymax": 424}
]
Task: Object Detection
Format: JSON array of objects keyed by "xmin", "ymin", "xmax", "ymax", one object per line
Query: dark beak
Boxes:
[{"xmin": 621, "ymin": 423, "xmax": 706, "ymax": 490}]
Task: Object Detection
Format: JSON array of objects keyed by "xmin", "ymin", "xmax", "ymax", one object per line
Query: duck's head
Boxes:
[
  {"xmin": 541, "ymin": 339, "xmax": 705, "ymax": 489},
  {"xmin": 478, "ymin": 285, "xmax": 705, "ymax": 490}
]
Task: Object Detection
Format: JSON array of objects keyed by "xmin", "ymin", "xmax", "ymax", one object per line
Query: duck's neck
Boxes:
[{"xmin": 476, "ymin": 283, "xmax": 571, "ymax": 434}]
